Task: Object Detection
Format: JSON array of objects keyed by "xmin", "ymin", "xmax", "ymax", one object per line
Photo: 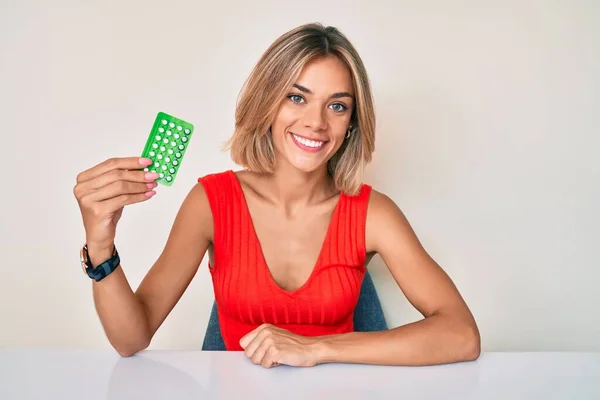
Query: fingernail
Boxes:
[
  {"xmin": 145, "ymin": 190, "xmax": 156, "ymax": 197},
  {"xmin": 145, "ymin": 172, "xmax": 159, "ymax": 180},
  {"xmin": 139, "ymin": 158, "xmax": 153, "ymax": 165},
  {"xmin": 146, "ymin": 182, "xmax": 157, "ymax": 189}
]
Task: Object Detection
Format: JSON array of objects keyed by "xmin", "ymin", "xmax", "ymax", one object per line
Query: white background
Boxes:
[{"xmin": 1, "ymin": 0, "xmax": 598, "ymax": 352}]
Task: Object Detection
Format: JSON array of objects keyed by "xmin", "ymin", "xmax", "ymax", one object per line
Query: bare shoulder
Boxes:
[
  {"xmin": 178, "ymin": 181, "xmax": 214, "ymax": 240},
  {"xmin": 365, "ymin": 188, "xmax": 400, "ymax": 215},
  {"xmin": 364, "ymin": 187, "xmax": 421, "ymax": 255}
]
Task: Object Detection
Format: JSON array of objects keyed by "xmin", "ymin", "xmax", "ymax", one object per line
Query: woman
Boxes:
[{"xmin": 73, "ymin": 23, "xmax": 480, "ymax": 368}]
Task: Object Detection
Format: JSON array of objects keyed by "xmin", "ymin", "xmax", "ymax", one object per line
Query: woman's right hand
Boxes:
[{"xmin": 73, "ymin": 157, "xmax": 159, "ymax": 256}]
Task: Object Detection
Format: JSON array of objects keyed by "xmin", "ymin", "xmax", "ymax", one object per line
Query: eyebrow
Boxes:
[{"xmin": 292, "ymin": 84, "xmax": 354, "ymax": 100}]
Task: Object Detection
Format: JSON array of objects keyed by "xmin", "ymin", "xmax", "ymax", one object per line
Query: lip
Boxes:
[
  {"xmin": 289, "ymin": 132, "xmax": 328, "ymax": 153},
  {"xmin": 290, "ymin": 132, "xmax": 327, "ymax": 142}
]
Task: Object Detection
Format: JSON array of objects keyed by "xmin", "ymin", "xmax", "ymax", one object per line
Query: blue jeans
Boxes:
[{"xmin": 202, "ymin": 270, "xmax": 387, "ymax": 350}]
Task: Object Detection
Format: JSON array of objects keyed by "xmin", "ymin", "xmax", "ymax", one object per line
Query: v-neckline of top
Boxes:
[{"xmin": 227, "ymin": 170, "xmax": 344, "ymax": 296}]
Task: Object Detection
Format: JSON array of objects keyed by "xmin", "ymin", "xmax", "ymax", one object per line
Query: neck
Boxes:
[{"xmin": 263, "ymin": 157, "xmax": 336, "ymax": 211}]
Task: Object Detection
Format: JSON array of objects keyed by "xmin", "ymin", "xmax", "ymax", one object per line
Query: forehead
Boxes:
[{"xmin": 295, "ymin": 55, "xmax": 354, "ymax": 95}]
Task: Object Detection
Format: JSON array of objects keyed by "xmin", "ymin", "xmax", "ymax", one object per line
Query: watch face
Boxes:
[{"xmin": 80, "ymin": 245, "xmax": 89, "ymax": 275}]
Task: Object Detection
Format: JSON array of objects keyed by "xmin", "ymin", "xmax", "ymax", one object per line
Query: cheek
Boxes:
[
  {"xmin": 272, "ymin": 105, "xmax": 298, "ymax": 131},
  {"xmin": 331, "ymin": 122, "xmax": 349, "ymax": 141}
]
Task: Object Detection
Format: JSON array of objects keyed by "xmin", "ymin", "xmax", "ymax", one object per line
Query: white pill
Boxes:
[
  {"xmin": 171, "ymin": 141, "xmax": 176, "ymax": 146},
  {"xmin": 169, "ymin": 168, "xmax": 175, "ymax": 173},
  {"xmin": 165, "ymin": 157, "xmax": 171, "ymax": 162},
  {"xmin": 167, "ymin": 130, "xmax": 172, "ymax": 136},
  {"xmin": 169, "ymin": 122, "xmax": 175, "ymax": 128},
  {"xmin": 174, "ymin": 133, "xmax": 180, "ymax": 139},
  {"xmin": 157, "ymin": 154, "xmax": 163, "ymax": 159},
  {"xmin": 162, "ymin": 165, "xmax": 167, "ymax": 170},
  {"xmin": 155, "ymin": 135, "xmax": 161, "ymax": 141},
  {"xmin": 177, "ymin": 125, "xmax": 182, "ymax": 131},
  {"xmin": 160, "ymin": 146, "xmax": 166, "ymax": 152},
  {"xmin": 163, "ymin": 138, "xmax": 169, "ymax": 144},
  {"xmin": 152, "ymin": 143, "xmax": 158, "ymax": 149},
  {"xmin": 178, "ymin": 144, "xmax": 184, "ymax": 150},
  {"xmin": 154, "ymin": 162, "xmax": 160, "ymax": 167},
  {"xmin": 158, "ymin": 127, "xmax": 165, "ymax": 133},
  {"xmin": 161, "ymin": 120, "xmax": 167, "ymax": 125},
  {"xmin": 166, "ymin": 176, "xmax": 172, "ymax": 182},
  {"xmin": 173, "ymin": 160, "xmax": 178, "ymax": 166},
  {"xmin": 159, "ymin": 173, "xmax": 164, "ymax": 178},
  {"xmin": 175, "ymin": 152, "xmax": 181, "ymax": 158},
  {"xmin": 168, "ymin": 149, "xmax": 173, "ymax": 155},
  {"xmin": 149, "ymin": 151, "xmax": 155, "ymax": 156},
  {"xmin": 181, "ymin": 137, "xmax": 187, "ymax": 142},
  {"xmin": 144, "ymin": 168, "xmax": 149, "ymax": 172},
  {"xmin": 184, "ymin": 128, "xmax": 190, "ymax": 134}
]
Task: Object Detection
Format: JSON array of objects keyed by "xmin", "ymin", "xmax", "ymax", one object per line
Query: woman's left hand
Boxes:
[{"xmin": 239, "ymin": 324, "xmax": 321, "ymax": 368}]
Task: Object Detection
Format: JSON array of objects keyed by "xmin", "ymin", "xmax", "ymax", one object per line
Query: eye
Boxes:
[
  {"xmin": 330, "ymin": 103, "xmax": 348, "ymax": 113},
  {"xmin": 288, "ymin": 94, "xmax": 305, "ymax": 104}
]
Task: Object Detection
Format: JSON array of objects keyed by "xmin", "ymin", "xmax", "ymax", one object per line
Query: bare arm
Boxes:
[
  {"xmin": 88, "ymin": 182, "xmax": 213, "ymax": 356},
  {"xmin": 314, "ymin": 190, "xmax": 481, "ymax": 366}
]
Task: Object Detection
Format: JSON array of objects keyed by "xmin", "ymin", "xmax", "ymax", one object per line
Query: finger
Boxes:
[
  {"xmin": 83, "ymin": 169, "xmax": 159, "ymax": 192},
  {"xmin": 243, "ymin": 334, "xmax": 262, "ymax": 361},
  {"xmin": 255, "ymin": 339, "xmax": 275, "ymax": 368},
  {"xmin": 244, "ymin": 328, "xmax": 273, "ymax": 361},
  {"xmin": 262, "ymin": 345, "xmax": 281, "ymax": 369},
  {"xmin": 85, "ymin": 179, "xmax": 157, "ymax": 202},
  {"xmin": 100, "ymin": 191, "xmax": 156, "ymax": 214},
  {"xmin": 76, "ymin": 168, "xmax": 158, "ymax": 200},
  {"xmin": 240, "ymin": 331, "xmax": 258, "ymax": 350},
  {"xmin": 240, "ymin": 324, "xmax": 271, "ymax": 349},
  {"xmin": 77, "ymin": 157, "xmax": 153, "ymax": 183}
]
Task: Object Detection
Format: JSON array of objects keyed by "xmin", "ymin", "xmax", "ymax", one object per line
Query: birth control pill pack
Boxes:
[{"xmin": 141, "ymin": 112, "xmax": 194, "ymax": 186}]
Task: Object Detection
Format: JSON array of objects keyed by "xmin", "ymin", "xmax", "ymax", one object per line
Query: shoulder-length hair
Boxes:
[{"xmin": 225, "ymin": 22, "xmax": 376, "ymax": 195}]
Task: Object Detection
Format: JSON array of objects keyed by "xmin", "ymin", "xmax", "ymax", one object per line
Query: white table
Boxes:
[{"xmin": 1, "ymin": 349, "xmax": 599, "ymax": 399}]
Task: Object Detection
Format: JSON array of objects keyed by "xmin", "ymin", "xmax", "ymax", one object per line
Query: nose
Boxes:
[{"xmin": 303, "ymin": 104, "xmax": 327, "ymax": 131}]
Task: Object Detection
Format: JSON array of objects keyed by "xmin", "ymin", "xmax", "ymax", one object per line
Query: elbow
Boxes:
[
  {"xmin": 116, "ymin": 347, "xmax": 140, "ymax": 358},
  {"xmin": 114, "ymin": 336, "xmax": 151, "ymax": 358},
  {"xmin": 115, "ymin": 345, "xmax": 147, "ymax": 358},
  {"xmin": 461, "ymin": 324, "xmax": 481, "ymax": 361}
]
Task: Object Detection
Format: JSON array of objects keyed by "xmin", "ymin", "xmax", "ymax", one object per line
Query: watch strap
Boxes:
[{"xmin": 81, "ymin": 244, "xmax": 120, "ymax": 282}]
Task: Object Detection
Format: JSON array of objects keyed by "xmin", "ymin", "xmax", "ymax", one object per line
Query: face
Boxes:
[{"xmin": 271, "ymin": 55, "xmax": 355, "ymax": 173}]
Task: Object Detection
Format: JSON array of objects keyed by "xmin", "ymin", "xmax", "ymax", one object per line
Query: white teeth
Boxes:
[{"xmin": 292, "ymin": 134, "xmax": 324, "ymax": 148}]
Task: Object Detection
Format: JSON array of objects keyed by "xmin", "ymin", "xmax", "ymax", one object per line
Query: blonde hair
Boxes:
[{"xmin": 225, "ymin": 22, "xmax": 376, "ymax": 195}]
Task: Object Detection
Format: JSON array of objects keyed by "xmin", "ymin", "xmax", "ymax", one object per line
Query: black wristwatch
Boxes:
[{"xmin": 80, "ymin": 243, "xmax": 120, "ymax": 282}]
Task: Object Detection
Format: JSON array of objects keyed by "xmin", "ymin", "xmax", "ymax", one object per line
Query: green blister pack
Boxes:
[{"xmin": 140, "ymin": 111, "xmax": 194, "ymax": 186}]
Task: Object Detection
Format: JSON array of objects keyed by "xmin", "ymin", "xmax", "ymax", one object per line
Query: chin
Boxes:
[{"xmin": 288, "ymin": 159, "xmax": 325, "ymax": 173}]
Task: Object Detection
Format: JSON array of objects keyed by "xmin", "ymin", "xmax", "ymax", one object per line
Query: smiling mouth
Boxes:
[{"xmin": 290, "ymin": 132, "xmax": 327, "ymax": 151}]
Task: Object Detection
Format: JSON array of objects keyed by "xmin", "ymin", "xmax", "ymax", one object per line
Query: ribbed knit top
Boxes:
[{"xmin": 198, "ymin": 170, "xmax": 371, "ymax": 351}]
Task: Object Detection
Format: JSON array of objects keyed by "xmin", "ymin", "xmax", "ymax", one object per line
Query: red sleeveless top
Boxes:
[{"xmin": 198, "ymin": 170, "xmax": 371, "ymax": 351}]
